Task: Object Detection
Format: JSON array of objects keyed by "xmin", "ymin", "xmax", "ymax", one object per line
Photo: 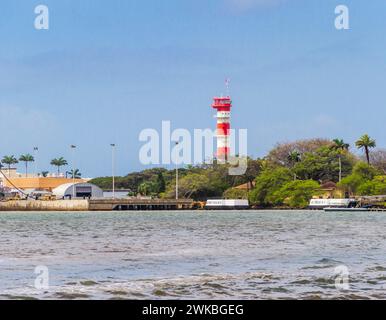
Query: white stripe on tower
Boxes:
[{"xmin": 212, "ymin": 95, "xmax": 232, "ymax": 162}]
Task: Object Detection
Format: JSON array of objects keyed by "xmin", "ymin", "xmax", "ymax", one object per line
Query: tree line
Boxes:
[
  {"xmin": 2, "ymin": 134, "xmax": 384, "ymax": 208},
  {"xmin": 89, "ymin": 134, "xmax": 385, "ymax": 208},
  {"xmin": 0, "ymin": 155, "xmax": 81, "ymax": 179}
]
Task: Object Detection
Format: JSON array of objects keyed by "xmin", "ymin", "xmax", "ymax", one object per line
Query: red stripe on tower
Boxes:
[
  {"xmin": 217, "ymin": 123, "xmax": 230, "ymax": 136},
  {"xmin": 212, "ymin": 95, "xmax": 232, "ymax": 162}
]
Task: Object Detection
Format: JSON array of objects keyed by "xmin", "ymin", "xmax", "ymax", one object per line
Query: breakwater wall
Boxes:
[
  {"xmin": 89, "ymin": 198, "xmax": 194, "ymax": 211},
  {"xmin": 0, "ymin": 200, "xmax": 89, "ymax": 211},
  {"xmin": 0, "ymin": 198, "xmax": 194, "ymax": 212}
]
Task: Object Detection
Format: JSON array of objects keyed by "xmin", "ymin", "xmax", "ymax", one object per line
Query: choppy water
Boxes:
[{"xmin": 1, "ymin": 210, "xmax": 386, "ymax": 300}]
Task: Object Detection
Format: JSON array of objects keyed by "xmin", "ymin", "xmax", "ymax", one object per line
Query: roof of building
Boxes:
[
  {"xmin": 2, "ymin": 177, "xmax": 85, "ymax": 191},
  {"xmin": 52, "ymin": 182, "xmax": 82, "ymax": 195},
  {"xmin": 52, "ymin": 182, "xmax": 103, "ymax": 197},
  {"xmin": 234, "ymin": 181, "xmax": 255, "ymax": 190},
  {"xmin": 320, "ymin": 181, "xmax": 337, "ymax": 189}
]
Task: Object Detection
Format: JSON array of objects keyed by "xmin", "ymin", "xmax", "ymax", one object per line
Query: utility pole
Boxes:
[
  {"xmin": 70, "ymin": 145, "xmax": 76, "ymax": 199},
  {"xmin": 111, "ymin": 144, "xmax": 116, "ymax": 199},
  {"xmin": 33, "ymin": 147, "xmax": 38, "ymax": 176},
  {"xmin": 175, "ymin": 142, "xmax": 179, "ymax": 200}
]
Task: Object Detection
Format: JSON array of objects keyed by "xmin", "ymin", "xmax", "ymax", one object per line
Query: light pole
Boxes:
[
  {"xmin": 33, "ymin": 147, "xmax": 38, "ymax": 177},
  {"xmin": 175, "ymin": 142, "xmax": 179, "ymax": 200},
  {"xmin": 111, "ymin": 144, "xmax": 116, "ymax": 199},
  {"xmin": 70, "ymin": 145, "xmax": 76, "ymax": 199}
]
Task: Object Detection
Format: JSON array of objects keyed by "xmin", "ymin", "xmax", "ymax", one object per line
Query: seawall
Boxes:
[
  {"xmin": 0, "ymin": 198, "xmax": 194, "ymax": 211},
  {"xmin": 0, "ymin": 200, "xmax": 89, "ymax": 212}
]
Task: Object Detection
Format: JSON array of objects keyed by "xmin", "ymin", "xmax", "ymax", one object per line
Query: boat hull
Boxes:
[{"xmin": 324, "ymin": 207, "xmax": 369, "ymax": 212}]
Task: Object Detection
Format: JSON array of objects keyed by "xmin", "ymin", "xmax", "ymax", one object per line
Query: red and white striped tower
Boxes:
[{"xmin": 212, "ymin": 94, "xmax": 232, "ymax": 162}]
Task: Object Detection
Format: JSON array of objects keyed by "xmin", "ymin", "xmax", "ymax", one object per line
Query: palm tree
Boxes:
[
  {"xmin": 19, "ymin": 154, "xmax": 35, "ymax": 177},
  {"xmin": 50, "ymin": 157, "xmax": 68, "ymax": 176},
  {"xmin": 331, "ymin": 139, "xmax": 350, "ymax": 182},
  {"xmin": 287, "ymin": 150, "xmax": 301, "ymax": 165},
  {"xmin": 41, "ymin": 171, "xmax": 49, "ymax": 177},
  {"xmin": 355, "ymin": 134, "xmax": 376, "ymax": 165},
  {"xmin": 66, "ymin": 169, "xmax": 82, "ymax": 179},
  {"xmin": 287, "ymin": 150, "xmax": 301, "ymax": 180},
  {"xmin": 2, "ymin": 155, "xmax": 19, "ymax": 177}
]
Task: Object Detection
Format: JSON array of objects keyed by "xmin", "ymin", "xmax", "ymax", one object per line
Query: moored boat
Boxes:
[
  {"xmin": 205, "ymin": 199, "xmax": 249, "ymax": 210},
  {"xmin": 308, "ymin": 198, "xmax": 358, "ymax": 210}
]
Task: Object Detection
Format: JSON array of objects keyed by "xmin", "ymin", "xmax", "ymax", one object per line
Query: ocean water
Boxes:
[{"xmin": 1, "ymin": 210, "xmax": 386, "ymax": 300}]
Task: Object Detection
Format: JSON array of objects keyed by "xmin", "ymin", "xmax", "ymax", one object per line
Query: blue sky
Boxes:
[{"xmin": 1, "ymin": 0, "xmax": 385, "ymax": 177}]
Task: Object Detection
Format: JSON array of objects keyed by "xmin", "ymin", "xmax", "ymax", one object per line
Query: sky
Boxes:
[{"xmin": 0, "ymin": 0, "xmax": 385, "ymax": 177}]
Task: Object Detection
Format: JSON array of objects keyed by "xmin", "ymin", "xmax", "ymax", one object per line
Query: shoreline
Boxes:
[{"xmin": 1, "ymin": 199, "xmax": 385, "ymax": 212}]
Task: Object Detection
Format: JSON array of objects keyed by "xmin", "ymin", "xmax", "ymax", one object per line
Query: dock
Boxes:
[
  {"xmin": 0, "ymin": 198, "xmax": 194, "ymax": 212},
  {"xmin": 89, "ymin": 198, "xmax": 194, "ymax": 211}
]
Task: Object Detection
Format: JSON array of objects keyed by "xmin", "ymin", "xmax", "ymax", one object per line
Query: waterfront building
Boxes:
[
  {"xmin": 313, "ymin": 181, "xmax": 345, "ymax": 199},
  {"xmin": 53, "ymin": 182, "xmax": 103, "ymax": 199}
]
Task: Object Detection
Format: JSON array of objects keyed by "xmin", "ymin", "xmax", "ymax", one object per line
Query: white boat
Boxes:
[
  {"xmin": 309, "ymin": 198, "xmax": 357, "ymax": 210},
  {"xmin": 205, "ymin": 199, "xmax": 249, "ymax": 210}
]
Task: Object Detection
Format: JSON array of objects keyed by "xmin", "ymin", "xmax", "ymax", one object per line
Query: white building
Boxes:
[
  {"xmin": 53, "ymin": 182, "xmax": 103, "ymax": 199},
  {"xmin": 205, "ymin": 199, "xmax": 250, "ymax": 210}
]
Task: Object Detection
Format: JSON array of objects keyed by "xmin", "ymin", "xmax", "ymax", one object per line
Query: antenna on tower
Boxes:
[{"xmin": 225, "ymin": 78, "xmax": 231, "ymax": 97}]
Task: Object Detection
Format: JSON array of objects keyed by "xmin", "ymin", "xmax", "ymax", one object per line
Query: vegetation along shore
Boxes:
[{"xmin": 89, "ymin": 134, "xmax": 386, "ymax": 209}]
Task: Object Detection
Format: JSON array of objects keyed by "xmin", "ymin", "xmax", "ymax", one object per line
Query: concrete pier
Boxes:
[
  {"xmin": 0, "ymin": 200, "xmax": 89, "ymax": 212},
  {"xmin": 89, "ymin": 198, "xmax": 194, "ymax": 211},
  {"xmin": 0, "ymin": 198, "xmax": 194, "ymax": 212}
]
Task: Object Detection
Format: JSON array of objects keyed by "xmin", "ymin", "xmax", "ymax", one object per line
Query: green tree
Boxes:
[
  {"xmin": 165, "ymin": 173, "xmax": 211, "ymax": 200},
  {"xmin": 338, "ymin": 162, "xmax": 378, "ymax": 194},
  {"xmin": 331, "ymin": 139, "xmax": 350, "ymax": 182},
  {"xmin": 223, "ymin": 188, "xmax": 248, "ymax": 199},
  {"xmin": 50, "ymin": 157, "xmax": 68, "ymax": 175},
  {"xmin": 293, "ymin": 146, "xmax": 355, "ymax": 183},
  {"xmin": 66, "ymin": 169, "xmax": 82, "ymax": 179},
  {"xmin": 1, "ymin": 155, "xmax": 19, "ymax": 177},
  {"xmin": 89, "ymin": 168, "xmax": 172, "ymax": 194},
  {"xmin": 356, "ymin": 134, "xmax": 376, "ymax": 165},
  {"xmin": 267, "ymin": 138, "xmax": 332, "ymax": 167},
  {"xmin": 19, "ymin": 154, "xmax": 35, "ymax": 177},
  {"xmin": 156, "ymin": 172, "xmax": 166, "ymax": 193},
  {"xmin": 287, "ymin": 150, "xmax": 301, "ymax": 180},
  {"xmin": 179, "ymin": 173, "xmax": 211, "ymax": 199},
  {"xmin": 138, "ymin": 181, "xmax": 160, "ymax": 196},
  {"xmin": 287, "ymin": 150, "xmax": 301, "ymax": 165},
  {"xmin": 272, "ymin": 180, "xmax": 321, "ymax": 208},
  {"xmin": 231, "ymin": 158, "xmax": 263, "ymax": 189},
  {"xmin": 357, "ymin": 176, "xmax": 386, "ymax": 196},
  {"xmin": 332, "ymin": 138, "xmax": 350, "ymax": 151},
  {"xmin": 41, "ymin": 171, "xmax": 49, "ymax": 177},
  {"xmin": 249, "ymin": 167, "xmax": 292, "ymax": 206}
]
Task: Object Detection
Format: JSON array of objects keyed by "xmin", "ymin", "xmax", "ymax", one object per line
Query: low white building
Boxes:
[
  {"xmin": 205, "ymin": 199, "xmax": 250, "ymax": 210},
  {"xmin": 309, "ymin": 198, "xmax": 357, "ymax": 209},
  {"xmin": 53, "ymin": 182, "xmax": 103, "ymax": 199}
]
